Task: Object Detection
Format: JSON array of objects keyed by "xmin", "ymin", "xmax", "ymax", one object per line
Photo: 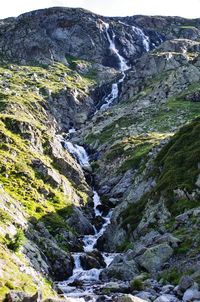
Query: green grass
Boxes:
[
  {"xmin": 117, "ymin": 143, "xmax": 152, "ymax": 173},
  {"xmin": 154, "ymin": 117, "xmax": 200, "ymax": 196}
]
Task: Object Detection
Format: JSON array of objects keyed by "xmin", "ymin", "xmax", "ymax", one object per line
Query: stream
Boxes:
[
  {"xmin": 57, "ymin": 21, "xmax": 151, "ymax": 301},
  {"xmin": 58, "ymin": 140, "xmax": 118, "ymax": 301}
]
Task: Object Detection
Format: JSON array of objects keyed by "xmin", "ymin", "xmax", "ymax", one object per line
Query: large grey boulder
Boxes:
[
  {"xmin": 5, "ymin": 291, "xmax": 41, "ymax": 302},
  {"xmin": 136, "ymin": 243, "xmax": 173, "ymax": 273},
  {"xmin": 113, "ymin": 294, "xmax": 148, "ymax": 302},
  {"xmin": 178, "ymin": 276, "xmax": 194, "ymax": 293},
  {"xmin": 154, "ymin": 294, "xmax": 180, "ymax": 302},
  {"xmin": 182, "ymin": 288, "xmax": 200, "ymax": 302},
  {"xmin": 67, "ymin": 206, "xmax": 94, "ymax": 235},
  {"xmin": 100, "ymin": 254, "xmax": 139, "ymax": 281},
  {"xmin": 31, "ymin": 159, "xmax": 61, "ymax": 188}
]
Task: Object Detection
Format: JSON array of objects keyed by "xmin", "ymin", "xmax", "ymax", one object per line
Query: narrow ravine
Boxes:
[{"xmin": 56, "ymin": 23, "xmax": 152, "ymax": 301}]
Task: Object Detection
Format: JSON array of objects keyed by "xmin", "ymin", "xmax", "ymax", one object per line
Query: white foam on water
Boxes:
[{"xmin": 63, "ymin": 141, "xmax": 90, "ymax": 168}]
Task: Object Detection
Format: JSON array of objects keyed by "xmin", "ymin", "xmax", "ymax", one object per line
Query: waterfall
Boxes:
[
  {"xmin": 63, "ymin": 141, "xmax": 90, "ymax": 169},
  {"xmin": 58, "ymin": 184, "xmax": 116, "ymax": 300},
  {"xmin": 99, "ymin": 22, "xmax": 130, "ymax": 110},
  {"xmin": 103, "ymin": 22, "xmax": 129, "ymax": 72},
  {"xmin": 132, "ymin": 26, "xmax": 150, "ymax": 52}
]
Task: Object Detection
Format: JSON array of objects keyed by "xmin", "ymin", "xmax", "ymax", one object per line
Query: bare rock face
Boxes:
[{"xmin": 0, "ymin": 7, "xmax": 164, "ymax": 66}]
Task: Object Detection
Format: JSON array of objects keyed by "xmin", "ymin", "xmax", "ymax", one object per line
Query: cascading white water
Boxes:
[
  {"xmin": 118, "ymin": 20, "xmax": 151, "ymax": 53},
  {"xmin": 57, "ymin": 139, "xmax": 117, "ymax": 300},
  {"xmin": 132, "ymin": 26, "xmax": 150, "ymax": 52},
  {"xmin": 58, "ymin": 186, "xmax": 116, "ymax": 301},
  {"xmin": 63, "ymin": 141, "xmax": 90, "ymax": 169},
  {"xmin": 103, "ymin": 22, "xmax": 129, "ymax": 72},
  {"xmin": 99, "ymin": 22, "xmax": 130, "ymax": 111}
]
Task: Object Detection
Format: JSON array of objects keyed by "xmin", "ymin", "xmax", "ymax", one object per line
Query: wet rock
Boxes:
[
  {"xmin": 89, "ymin": 250, "xmax": 106, "ymax": 266},
  {"xmin": 96, "ymin": 204, "xmax": 111, "ymax": 216},
  {"xmin": 80, "ymin": 251, "xmax": 106, "ymax": 270},
  {"xmin": 93, "ymin": 215, "xmax": 105, "ymax": 231},
  {"xmin": 136, "ymin": 243, "xmax": 173, "ymax": 273},
  {"xmin": 96, "ymin": 296, "xmax": 113, "ymax": 302}
]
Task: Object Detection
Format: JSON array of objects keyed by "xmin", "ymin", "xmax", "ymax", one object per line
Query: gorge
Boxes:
[{"xmin": 0, "ymin": 6, "xmax": 200, "ymax": 302}]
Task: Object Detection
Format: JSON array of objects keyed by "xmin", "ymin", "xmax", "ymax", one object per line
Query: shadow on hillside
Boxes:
[{"xmin": 26, "ymin": 205, "xmax": 80, "ymax": 282}]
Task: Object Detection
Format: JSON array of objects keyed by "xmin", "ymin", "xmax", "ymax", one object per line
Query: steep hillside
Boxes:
[
  {"xmin": 0, "ymin": 6, "xmax": 200, "ymax": 302},
  {"xmin": 0, "ymin": 56, "xmax": 111, "ymax": 299}
]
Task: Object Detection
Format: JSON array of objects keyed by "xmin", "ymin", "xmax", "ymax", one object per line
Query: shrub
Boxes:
[
  {"xmin": 7, "ymin": 229, "xmax": 26, "ymax": 252},
  {"xmin": 130, "ymin": 278, "xmax": 144, "ymax": 291}
]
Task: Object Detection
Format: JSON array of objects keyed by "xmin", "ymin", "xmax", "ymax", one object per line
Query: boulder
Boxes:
[
  {"xmin": 183, "ymin": 288, "xmax": 200, "ymax": 302},
  {"xmin": 113, "ymin": 294, "xmax": 147, "ymax": 302},
  {"xmin": 135, "ymin": 291, "xmax": 155, "ymax": 302},
  {"xmin": 31, "ymin": 159, "xmax": 61, "ymax": 188},
  {"xmin": 185, "ymin": 91, "xmax": 200, "ymax": 102},
  {"xmin": 80, "ymin": 251, "xmax": 106, "ymax": 270},
  {"xmin": 136, "ymin": 243, "xmax": 173, "ymax": 273},
  {"xmin": 100, "ymin": 281, "xmax": 130, "ymax": 294},
  {"xmin": 5, "ymin": 291, "xmax": 41, "ymax": 302},
  {"xmin": 154, "ymin": 294, "xmax": 180, "ymax": 302},
  {"xmin": 67, "ymin": 207, "xmax": 94, "ymax": 235},
  {"xmin": 100, "ymin": 254, "xmax": 139, "ymax": 281},
  {"xmin": 178, "ymin": 276, "xmax": 194, "ymax": 293}
]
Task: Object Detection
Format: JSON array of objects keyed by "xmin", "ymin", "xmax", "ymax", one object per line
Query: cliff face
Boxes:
[{"xmin": 0, "ymin": 6, "xmax": 200, "ymax": 302}]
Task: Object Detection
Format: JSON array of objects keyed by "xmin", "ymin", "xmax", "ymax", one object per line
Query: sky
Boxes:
[{"xmin": 1, "ymin": 0, "xmax": 200, "ymax": 19}]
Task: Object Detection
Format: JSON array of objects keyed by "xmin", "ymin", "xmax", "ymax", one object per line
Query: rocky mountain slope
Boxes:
[{"xmin": 0, "ymin": 6, "xmax": 200, "ymax": 302}]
